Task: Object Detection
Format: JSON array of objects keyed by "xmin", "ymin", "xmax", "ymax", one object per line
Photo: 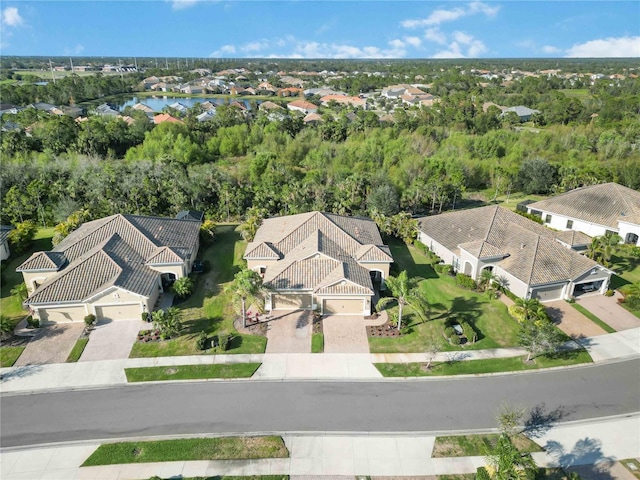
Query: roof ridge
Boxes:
[
  {"xmin": 526, "ymin": 233, "xmax": 542, "ymax": 285},
  {"xmin": 484, "ymin": 205, "xmax": 501, "ymax": 242},
  {"xmin": 613, "ymin": 183, "xmax": 639, "ymax": 217},
  {"xmin": 321, "ymin": 212, "xmax": 366, "ymax": 248}
]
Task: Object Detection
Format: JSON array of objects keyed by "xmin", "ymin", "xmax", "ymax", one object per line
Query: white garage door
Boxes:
[
  {"xmin": 323, "ymin": 298, "xmax": 364, "ymax": 315},
  {"xmin": 39, "ymin": 305, "xmax": 87, "ymax": 323},
  {"xmin": 272, "ymin": 294, "xmax": 312, "ymax": 310},
  {"xmin": 531, "ymin": 284, "xmax": 565, "ymax": 302},
  {"xmin": 95, "ymin": 303, "xmax": 142, "ymax": 321}
]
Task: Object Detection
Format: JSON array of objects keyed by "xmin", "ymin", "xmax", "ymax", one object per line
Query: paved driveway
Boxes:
[
  {"xmin": 545, "ymin": 300, "xmax": 607, "ymax": 338},
  {"xmin": 323, "ymin": 315, "xmax": 370, "ymax": 353},
  {"xmin": 79, "ymin": 319, "xmax": 147, "ymax": 361},
  {"xmin": 578, "ymin": 292, "xmax": 640, "ymax": 331},
  {"xmin": 265, "ymin": 311, "xmax": 311, "ymax": 353},
  {"xmin": 14, "ymin": 323, "xmax": 84, "ymax": 366}
]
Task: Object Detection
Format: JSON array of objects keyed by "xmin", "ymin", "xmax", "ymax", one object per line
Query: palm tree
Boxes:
[
  {"xmin": 478, "ymin": 268, "xmax": 497, "ymax": 294},
  {"xmin": 0, "ymin": 315, "xmax": 14, "ymax": 339},
  {"xmin": 485, "ymin": 433, "xmax": 537, "ymax": 480},
  {"xmin": 514, "ymin": 297, "xmax": 547, "ymax": 323},
  {"xmin": 376, "ymin": 270, "xmax": 429, "ymax": 330},
  {"xmin": 10, "ymin": 283, "xmax": 28, "ymax": 303},
  {"xmin": 226, "ymin": 268, "xmax": 271, "ymax": 328}
]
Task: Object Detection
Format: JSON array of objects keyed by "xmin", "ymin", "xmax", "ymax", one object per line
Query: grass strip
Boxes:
[
  {"xmin": 66, "ymin": 338, "xmax": 89, "ymax": 362},
  {"xmin": 570, "ymin": 303, "xmax": 616, "ymax": 333},
  {"xmin": 311, "ymin": 333, "xmax": 324, "ymax": 353},
  {"xmin": 0, "ymin": 346, "xmax": 25, "ymax": 367},
  {"xmin": 375, "ymin": 350, "xmax": 592, "ymax": 377},
  {"xmin": 124, "ymin": 363, "xmax": 260, "ymax": 382},
  {"xmin": 433, "ymin": 433, "xmax": 542, "ymax": 457},
  {"xmin": 82, "ymin": 436, "xmax": 289, "ymax": 466}
]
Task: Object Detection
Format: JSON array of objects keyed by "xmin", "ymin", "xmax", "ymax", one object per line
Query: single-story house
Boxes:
[
  {"xmin": 417, "ymin": 205, "xmax": 612, "ymax": 302},
  {"xmin": 244, "ymin": 211, "xmax": 393, "ymax": 315},
  {"xmin": 526, "ymin": 183, "xmax": 640, "ymax": 246},
  {"xmin": 1, "ymin": 225, "xmax": 13, "ymax": 261},
  {"xmin": 287, "ymin": 100, "xmax": 318, "ymax": 115},
  {"xmin": 17, "ymin": 214, "xmax": 201, "ymax": 324},
  {"xmin": 500, "ymin": 105, "xmax": 540, "ymax": 122}
]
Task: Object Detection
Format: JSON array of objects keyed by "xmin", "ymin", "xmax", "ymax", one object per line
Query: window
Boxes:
[
  {"xmin": 545, "ymin": 214, "xmax": 552, "ymax": 224},
  {"xmin": 566, "ymin": 220, "xmax": 573, "ymax": 229}
]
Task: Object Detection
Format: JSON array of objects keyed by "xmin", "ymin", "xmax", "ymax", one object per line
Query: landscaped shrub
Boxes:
[
  {"xmin": 141, "ymin": 312, "xmax": 151, "ymax": 322},
  {"xmin": 196, "ymin": 331, "xmax": 208, "ymax": 350},
  {"xmin": 172, "ymin": 276, "xmax": 194, "ymax": 299},
  {"xmin": 605, "ymin": 289, "xmax": 614, "ymax": 297},
  {"xmin": 508, "ymin": 304, "xmax": 526, "ymax": 323},
  {"xmin": 626, "ymin": 295, "xmax": 640, "ymax": 310},
  {"xmin": 434, "ymin": 264, "xmax": 453, "ymax": 275},
  {"xmin": 449, "ymin": 333, "xmax": 461, "ymax": 345},
  {"xmin": 26, "ymin": 316, "xmax": 40, "ymax": 329},
  {"xmin": 444, "ymin": 326, "xmax": 455, "ymax": 337},
  {"xmin": 476, "ymin": 466, "xmax": 491, "ymax": 480},
  {"xmin": 84, "ymin": 314, "xmax": 96, "ymax": 326},
  {"xmin": 456, "ymin": 273, "xmax": 477, "ymax": 290},
  {"xmin": 462, "ymin": 322, "xmax": 477, "ymax": 343},
  {"xmin": 221, "ymin": 333, "xmax": 234, "ymax": 351}
]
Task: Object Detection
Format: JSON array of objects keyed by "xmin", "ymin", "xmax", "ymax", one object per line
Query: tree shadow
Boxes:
[
  {"xmin": 0, "ymin": 363, "xmax": 44, "ymax": 382},
  {"xmin": 182, "ymin": 315, "xmax": 223, "ymax": 336},
  {"xmin": 545, "ymin": 437, "xmax": 616, "ymax": 479},
  {"xmin": 545, "ymin": 306, "xmax": 564, "ymax": 325},
  {"xmin": 523, "ymin": 403, "xmax": 573, "ymax": 438},
  {"xmin": 386, "ymin": 237, "xmax": 438, "ymax": 279}
]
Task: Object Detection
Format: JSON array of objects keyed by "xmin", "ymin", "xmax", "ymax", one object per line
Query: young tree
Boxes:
[
  {"xmin": 199, "ymin": 219, "xmax": 216, "ymax": 246},
  {"xmin": 226, "ymin": 268, "xmax": 270, "ymax": 328},
  {"xmin": 519, "ymin": 319, "xmax": 564, "ymax": 362},
  {"xmin": 10, "ymin": 283, "xmax": 28, "ymax": 302},
  {"xmin": 172, "ymin": 276, "xmax": 194, "ymax": 299},
  {"xmin": 485, "ymin": 433, "xmax": 537, "ymax": 480},
  {"xmin": 239, "ymin": 207, "xmax": 268, "ymax": 242},
  {"xmin": 512, "ymin": 298, "xmax": 548, "ymax": 323},
  {"xmin": 424, "ymin": 337, "xmax": 441, "ymax": 370},
  {"xmin": 152, "ymin": 307, "xmax": 182, "ymax": 339},
  {"xmin": 0, "ymin": 315, "xmax": 14, "ymax": 340},
  {"xmin": 8, "ymin": 221, "xmax": 38, "ymax": 254},
  {"xmin": 376, "ymin": 270, "xmax": 429, "ymax": 330}
]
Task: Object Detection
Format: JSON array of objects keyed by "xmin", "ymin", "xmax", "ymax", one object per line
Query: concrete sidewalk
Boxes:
[
  {"xmin": 2, "ymin": 328, "xmax": 639, "ymax": 394},
  {"xmin": 2, "ymin": 415, "xmax": 639, "ymax": 479}
]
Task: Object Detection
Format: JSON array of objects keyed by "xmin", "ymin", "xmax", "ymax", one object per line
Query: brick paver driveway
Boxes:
[
  {"xmin": 14, "ymin": 323, "xmax": 84, "ymax": 366},
  {"xmin": 323, "ymin": 315, "xmax": 370, "ymax": 353},
  {"xmin": 578, "ymin": 292, "xmax": 640, "ymax": 331},
  {"xmin": 80, "ymin": 319, "xmax": 147, "ymax": 361},
  {"xmin": 545, "ymin": 300, "xmax": 607, "ymax": 338},
  {"xmin": 265, "ymin": 310, "xmax": 311, "ymax": 353}
]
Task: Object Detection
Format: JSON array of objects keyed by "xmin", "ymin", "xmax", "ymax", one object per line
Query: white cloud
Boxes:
[
  {"xmin": 2, "ymin": 6, "xmax": 24, "ymax": 27},
  {"xmin": 64, "ymin": 44, "xmax": 85, "ymax": 55},
  {"xmin": 389, "ymin": 38, "xmax": 405, "ymax": 49},
  {"xmin": 241, "ymin": 41, "xmax": 269, "ymax": 52},
  {"xmin": 452, "ymin": 31, "xmax": 473, "ymax": 44},
  {"xmin": 542, "ymin": 45, "xmax": 560, "ymax": 54},
  {"xmin": 405, "ymin": 36, "xmax": 422, "ymax": 48},
  {"xmin": 210, "ymin": 44, "xmax": 236, "ymax": 56},
  {"xmin": 402, "ymin": 1, "xmax": 499, "ymax": 28},
  {"xmin": 566, "ymin": 36, "xmax": 640, "ymax": 57},
  {"xmin": 433, "ymin": 42, "xmax": 464, "ymax": 59},
  {"xmin": 424, "ymin": 28, "xmax": 447, "ymax": 45},
  {"xmin": 433, "ymin": 32, "xmax": 486, "ymax": 58}
]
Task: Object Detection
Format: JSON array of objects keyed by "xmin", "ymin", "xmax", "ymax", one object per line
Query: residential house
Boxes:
[
  {"xmin": 526, "ymin": 183, "xmax": 640, "ymax": 246},
  {"xmin": 17, "ymin": 214, "xmax": 201, "ymax": 324},
  {"xmin": 500, "ymin": 105, "xmax": 540, "ymax": 122},
  {"xmin": 196, "ymin": 110, "xmax": 216, "ymax": 122},
  {"xmin": 179, "ymin": 84, "xmax": 204, "ymax": 95},
  {"xmin": 417, "ymin": 205, "xmax": 611, "ymax": 301},
  {"xmin": 278, "ymin": 87, "xmax": 303, "ymax": 97},
  {"xmin": 303, "ymin": 112, "xmax": 323, "ymax": 125},
  {"xmin": 287, "ymin": 100, "xmax": 318, "ymax": 115},
  {"xmin": 141, "ymin": 76, "xmax": 160, "ymax": 90},
  {"xmin": 244, "ymin": 212, "xmax": 393, "ymax": 315},
  {"xmin": 94, "ymin": 103, "xmax": 120, "ymax": 117},
  {"xmin": 320, "ymin": 95, "xmax": 367, "ymax": 109},
  {"xmin": 1, "ymin": 225, "xmax": 13, "ymax": 261},
  {"xmin": 153, "ymin": 113, "xmax": 183, "ymax": 125},
  {"xmin": 132, "ymin": 103, "xmax": 155, "ymax": 114},
  {"xmin": 167, "ymin": 102, "xmax": 188, "ymax": 115}
]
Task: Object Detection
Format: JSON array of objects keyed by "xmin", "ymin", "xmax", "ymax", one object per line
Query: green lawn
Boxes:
[
  {"xmin": 0, "ymin": 346, "xmax": 25, "ymax": 367},
  {"xmin": 432, "ymin": 433, "xmax": 541, "ymax": 457},
  {"xmin": 370, "ymin": 238, "xmax": 521, "ymax": 354},
  {"xmin": 375, "ymin": 349, "xmax": 592, "ymax": 377},
  {"xmin": 82, "ymin": 436, "xmax": 289, "ymax": 466},
  {"xmin": 0, "ymin": 228, "xmax": 55, "ymax": 325},
  {"xmin": 130, "ymin": 225, "xmax": 267, "ymax": 358},
  {"xmin": 608, "ymin": 247, "xmax": 640, "ymax": 289},
  {"xmin": 66, "ymin": 338, "xmax": 89, "ymax": 362},
  {"xmin": 570, "ymin": 303, "xmax": 616, "ymax": 333},
  {"xmin": 125, "ymin": 363, "xmax": 260, "ymax": 382},
  {"xmin": 311, "ymin": 333, "xmax": 324, "ymax": 353}
]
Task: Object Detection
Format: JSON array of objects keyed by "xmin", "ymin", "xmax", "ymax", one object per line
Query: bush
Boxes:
[
  {"xmin": 476, "ymin": 466, "xmax": 491, "ymax": 480},
  {"xmin": 444, "ymin": 326, "xmax": 455, "ymax": 337},
  {"xmin": 449, "ymin": 334, "xmax": 461, "ymax": 345},
  {"xmin": 508, "ymin": 304, "xmax": 526, "ymax": 323},
  {"xmin": 27, "ymin": 316, "xmax": 40, "ymax": 328},
  {"xmin": 626, "ymin": 295, "xmax": 640, "ymax": 310},
  {"xmin": 462, "ymin": 322, "xmax": 477, "ymax": 343},
  {"xmin": 605, "ymin": 289, "xmax": 614, "ymax": 297},
  {"xmin": 456, "ymin": 273, "xmax": 477, "ymax": 290},
  {"xmin": 141, "ymin": 312, "xmax": 151, "ymax": 322},
  {"xmin": 434, "ymin": 264, "xmax": 453, "ymax": 275},
  {"xmin": 196, "ymin": 331, "xmax": 208, "ymax": 350},
  {"xmin": 221, "ymin": 333, "xmax": 234, "ymax": 351},
  {"xmin": 8, "ymin": 221, "xmax": 38, "ymax": 254},
  {"xmin": 84, "ymin": 314, "xmax": 96, "ymax": 326},
  {"xmin": 172, "ymin": 276, "xmax": 194, "ymax": 299}
]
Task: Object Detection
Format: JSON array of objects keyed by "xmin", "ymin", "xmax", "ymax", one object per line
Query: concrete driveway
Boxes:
[
  {"xmin": 323, "ymin": 315, "xmax": 370, "ymax": 353},
  {"xmin": 79, "ymin": 319, "xmax": 148, "ymax": 361},
  {"xmin": 545, "ymin": 300, "xmax": 607, "ymax": 338},
  {"xmin": 14, "ymin": 323, "xmax": 83, "ymax": 366},
  {"xmin": 578, "ymin": 292, "xmax": 640, "ymax": 331},
  {"xmin": 265, "ymin": 310, "xmax": 311, "ymax": 353}
]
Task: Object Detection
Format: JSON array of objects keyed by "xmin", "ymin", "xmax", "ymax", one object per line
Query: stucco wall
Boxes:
[
  {"xmin": 528, "ymin": 208, "xmax": 613, "ymax": 238},
  {"xmin": 493, "ymin": 267, "xmax": 530, "ymax": 299},
  {"xmin": 149, "ymin": 264, "xmax": 184, "ymax": 279},
  {"xmin": 22, "ymin": 271, "xmax": 57, "ymax": 295},
  {"xmin": 619, "ymin": 221, "xmax": 640, "ymax": 246},
  {"xmin": 418, "ymin": 232, "xmax": 456, "ymax": 266},
  {"xmin": 247, "ymin": 259, "xmax": 278, "ymax": 271},
  {"xmin": 360, "ymin": 262, "xmax": 391, "ymax": 278},
  {"xmin": 0, "ymin": 241, "xmax": 9, "ymax": 261}
]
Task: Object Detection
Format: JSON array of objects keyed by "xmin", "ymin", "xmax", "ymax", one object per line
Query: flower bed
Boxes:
[
  {"xmin": 137, "ymin": 329, "xmax": 161, "ymax": 342},
  {"xmin": 367, "ymin": 321, "xmax": 402, "ymax": 337}
]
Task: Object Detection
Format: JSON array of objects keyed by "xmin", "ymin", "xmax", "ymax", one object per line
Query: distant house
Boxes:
[
  {"xmin": 200, "ymin": 101, "xmax": 218, "ymax": 112},
  {"xmin": 500, "ymin": 105, "xmax": 540, "ymax": 122},
  {"xmin": 95, "ymin": 103, "xmax": 120, "ymax": 117},
  {"xmin": 179, "ymin": 84, "xmax": 204, "ymax": 95},
  {"xmin": 0, "ymin": 103, "xmax": 22, "ymax": 115},
  {"xmin": 1, "ymin": 225, "xmax": 13, "ymax": 261},
  {"xmin": 132, "ymin": 103, "xmax": 155, "ymax": 114},
  {"xmin": 167, "ymin": 102, "xmax": 188, "ymax": 115},
  {"xmin": 278, "ymin": 87, "xmax": 303, "ymax": 97},
  {"xmin": 526, "ymin": 183, "xmax": 640, "ymax": 246},
  {"xmin": 287, "ymin": 100, "xmax": 318, "ymax": 115},
  {"xmin": 141, "ymin": 76, "xmax": 160, "ymax": 90},
  {"xmin": 196, "ymin": 110, "xmax": 216, "ymax": 122},
  {"xmin": 303, "ymin": 112, "xmax": 323, "ymax": 125},
  {"xmin": 320, "ymin": 95, "xmax": 367, "ymax": 109},
  {"xmin": 417, "ymin": 205, "xmax": 611, "ymax": 302},
  {"xmin": 153, "ymin": 113, "xmax": 183, "ymax": 125},
  {"xmin": 176, "ymin": 210, "xmax": 204, "ymax": 222}
]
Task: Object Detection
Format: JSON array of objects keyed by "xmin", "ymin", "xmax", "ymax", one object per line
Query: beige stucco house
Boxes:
[
  {"xmin": 244, "ymin": 211, "xmax": 393, "ymax": 315},
  {"xmin": 526, "ymin": 182, "xmax": 640, "ymax": 246},
  {"xmin": 17, "ymin": 214, "xmax": 201, "ymax": 324},
  {"xmin": 0, "ymin": 225, "xmax": 13, "ymax": 261},
  {"xmin": 417, "ymin": 206, "xmax": 612, "ymax": 302}
]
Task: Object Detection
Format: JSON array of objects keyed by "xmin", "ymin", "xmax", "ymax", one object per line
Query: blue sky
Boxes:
[{"xmin": 1, "ymin": 1, "xmax": 639, "ymax": 58}]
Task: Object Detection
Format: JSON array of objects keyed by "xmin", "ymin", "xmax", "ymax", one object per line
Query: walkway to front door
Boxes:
[{"xmin": 265, "ymin": 310, "xmax": 312, "ymax": 353}]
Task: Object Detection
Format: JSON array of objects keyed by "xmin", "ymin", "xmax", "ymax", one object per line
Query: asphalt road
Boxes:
[{"xmin": 2, "ymin": 360, "xmax": 639, "ymax": 448}]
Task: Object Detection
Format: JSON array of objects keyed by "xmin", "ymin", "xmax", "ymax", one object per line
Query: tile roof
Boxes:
[
  {"xmin": 527, "ymin": 183, "xmax": 640, "ymax": 229},
  {"xmin": 248, "ymin": 212, "xmax": 390, "ymax": 296},
  {"xmin": 555, "ymin": 230, "xmax": 592, "ymax": 247},
  {"xmin": 418, "ymin": 206, "xmax": 601, "ymax": 286},
  {"xmin": 0, "ymin": 225, "xmax": 14, "ymax": 245},
  {"xmin": 17, "ymin": 251, "xmax": 67, "ymax": 272}
]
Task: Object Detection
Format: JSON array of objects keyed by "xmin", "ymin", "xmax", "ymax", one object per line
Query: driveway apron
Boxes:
[
  {"xmin": 545, "ymin": 300, "xmax": 607, "ymax": 338},
  {"xmin": 578, "ymin": 293, "xmax": 640, "ymax": 331},
  {"xmin": 323, "ymin": 315, "xmax": 370, "ymax": 353},
  {"xmin": 79, "ymin": 319, "xmax": 147, "ymax": 361},
  {"xmin": 13, "ymin": 323, "xmax": 83, "ymax": 366},
  {"xmin": 265, "ymin": 311, "xmax": 311, "ymax": 353}
]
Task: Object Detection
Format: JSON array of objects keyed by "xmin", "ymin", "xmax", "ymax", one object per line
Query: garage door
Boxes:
[
  {"xmin": 531, "ymin": 284, "xmax": 564, "ymax": 302},
  {"xmin": 39, "ymin": 305, "xmax": 87, "ymax": 323},
  {"xmin": 323, "ymin": 298, "xmax": 364, "ymax": 315},
  {"xmin": 95, "ymin": 303, "xmax": 142, "ymax": 321},
  {"xmin": 272, "ymin": 294, "xmax": 312, "ymax": 310}
]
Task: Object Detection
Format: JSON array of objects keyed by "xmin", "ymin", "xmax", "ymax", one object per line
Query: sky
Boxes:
[{"xmin": 1, "ymin": 1, "xmax": 639, "ymax": 59}]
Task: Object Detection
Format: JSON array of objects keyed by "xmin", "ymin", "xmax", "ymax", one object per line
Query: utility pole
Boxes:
[
  {"xmin": 165, "ymin": 58, "xmax": 169, "ymax": 70},
  {"xmin": 69, "ymin": 57, "xmax": 76, "ymax": 84},
  {"xmin": 49, "ymin": 59, "xmax": 56, "ymax": 84}
]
